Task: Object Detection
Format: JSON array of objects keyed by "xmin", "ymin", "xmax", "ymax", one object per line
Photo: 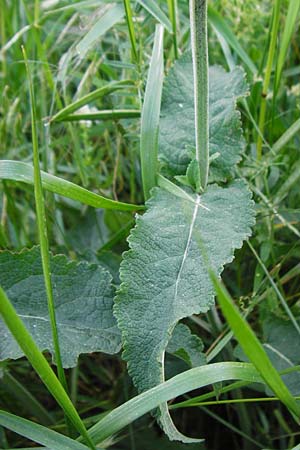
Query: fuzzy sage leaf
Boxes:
[
  {"xmin": 114, "ymin": 181, "xmax": 255, "ymax": 442},
  {"xmin": 0, "ymin": 247, "xmax": 121, "ymax": 367}
]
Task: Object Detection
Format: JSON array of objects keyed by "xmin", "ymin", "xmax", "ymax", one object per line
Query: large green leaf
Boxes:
[
  {"xmin": 159, "ymin": 52, "xmax": 248, "ymax": 181},
  {"xmin": 114, "ymin": 180, "xmax": 255, "ymax": 442},
  {"xmin": 0, "ymin": 247, "xmax": 121, "ymax": 367}
]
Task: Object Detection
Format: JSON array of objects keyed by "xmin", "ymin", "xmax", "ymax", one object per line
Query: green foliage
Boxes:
[
  {"xmin": 0, "ymin": 247, "xmax": 120, "ymax": 367},
  {"xmin": 115, "ymin": 180, "xmax": 255, "ymax": 441},
  {"xmin": 1, "ymin": 0, "xmax": 300, "ymax": 448},
  {"xmin": 159, "ymin": 52, "xmax": 248, "ymax": 181}
]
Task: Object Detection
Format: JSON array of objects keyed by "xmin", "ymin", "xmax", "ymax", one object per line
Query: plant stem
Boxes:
[
  {"xmin": 0, "ymin": 287, "xmax": 96, "ymax": 450},
  {"xmin": 189, "ymin": 0, "xmax": 209, "ymax": 191},
  {"xmin": 256, "ymin": 0, "xmax": 281, "ymax": 160},
  {"xmin": 167, "ymin": 0, "xmax": 179, "ymax": 59},
  {"xmin": 123, "ymin": 0, "xmax": 138, "ymax": 63},
  {"xmin": 22, "ymin": 46, "xmax": 68, "ymax": 396}
]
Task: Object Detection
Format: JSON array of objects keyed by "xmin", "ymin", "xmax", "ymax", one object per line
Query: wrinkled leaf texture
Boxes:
[
  {"xmin": 115, "ymin": 181, "xmax": 255, "ymax": 442},
  {"xmin": 0, "ymin": 247, "xmax": 121, "ymax": 367},
  {"xmin": 159, "ymin": 52, "xmax": 248, "ymax": 181}
]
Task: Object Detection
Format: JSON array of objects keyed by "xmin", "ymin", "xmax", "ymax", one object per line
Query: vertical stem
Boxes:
[
  {"xmin": 190, "ymin": 0, "xmax": 209, "ymax": 192},
  {"xmin": 22, "ymin": 47, "xmax": 68, "ymax": 395},
  {"xmin": 123, "ymin": 0, "xmax": 138, "ymax": 64},
  {"xmin": 256, "ymin": 0, "xmax": 281, "ymax": 160},
  {"xmin": 167, "ymin": 0, "xmax": 179, "ymax": 59}
]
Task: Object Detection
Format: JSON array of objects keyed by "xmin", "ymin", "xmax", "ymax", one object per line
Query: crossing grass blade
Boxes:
[
  {"xmin": 0, "ymin": 411, "xmax": 90, "ymax": 450},
  {"xmin": 22, "ymin": 45, "xmax": 69, "ymax": 408},
  {"xmin": 123, "ymin": 0, "xmax": 139, "ymax": 63},
  {"xmin": 275, "ymin": 0, "xmax": 300, "ymax": 92},
  {"xmin": 140, "ymin": 24, "xmax": 164, "ymax": 200},
  {"xmin": 0, "ymin": 287, "xmax": 96, "ymax": 450},
  {"xmin": 207, "ymin": 5, "xmax": 257, "ymax": 75},
  {"xmin": 210, "ymin": 272, "xmax": 300, "ymax": 420},
  {"xmin": 76, "ymin": 3, "xmax": 124, "ymax": 56},
  {"xmin": 272, "ymin": 117, "xmax": 300, "ymax": 154},
  {"xmin": 51, "ymin": 80, "xmax": 134, "ymax": 122},
  {"xmin": 256, "ymin": 0, "xmax": 281, "ymax": 159},
  {"xmin": 83, "ymin": 362, "xmax": 263, "ymax": 445},
  {"xmin": 167, "ymin": 0, "xmax": 178, "ymax": 58},
  {"xmin": 137, "ymin": 0, "xmax": 172, "ymax": 32},
  {"xmin": 0, "ymin": 160, "xmax": 144, "ymax": 212},
  {"xmin": 60, "ymin": 109, "xmax": 140, "ymax": 122}
]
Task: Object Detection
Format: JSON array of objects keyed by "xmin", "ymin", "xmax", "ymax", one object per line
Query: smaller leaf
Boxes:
[
  {"xmin": 0, "ymin": 247, "xmax": 121, "ymax": 367},
  {"xmin": 167, "ymin": 323, "xmax": 206, "ymax": 368}
]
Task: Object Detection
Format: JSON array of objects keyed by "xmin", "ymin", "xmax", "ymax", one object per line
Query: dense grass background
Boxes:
[{"xmin": 0, "ymin": 0, "xmax": 300, "ymax": 449}]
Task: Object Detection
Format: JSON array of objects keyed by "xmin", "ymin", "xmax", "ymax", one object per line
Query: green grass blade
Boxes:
[
  {"xmin": 123, "ymin": 0, "xmax": 138, "ymax": 63},
  {"xmin": 167, "ymin": 0, "xmax": 178, "ymax": 58},
  {"xmin": 76, "ymin": 3, "xmax": 124, "ymax": 56},
  {"xmin": 137, "ymin": 0, "xmax": 172, "ymax": 32},
  {"xmin": 190, "ymin": 0, "xmax": 209, "ymax": 191},
  {"xmin": 51, "ymin": 80, "xmax": 134, "ymax": 122},
  {"xmin": 0, "ymin": 411, "xmax": 89, "ymax": 450},
  {"xmin": 275, "ymin": 0, "xmax": 300, "ymax": 91},
  {"xmin": 210, "ymin": 272, "xmax": 300, "ymax": 419},
  {"xmin": 272, "ymin": 117, "xmax": 300, "ymax": 154},
  {"xmin": 140, "ymin": 24, "xmax": 164, "ymax": 200},
  {"xmin": 0, "ymin": 160, "xmax": 144, "ymax": 212},
  {"xmin": 0, "ymin": 287, "xmax": 96, "ymax": 449},
  {"xmin": 256, "ymin": 0, "xmax": 281, "ymax": 159},
  {"xmin": 274, "ymin": 160, "xmax": 300, "ymax": 204},
  {"xmin": 84, "ymin": 362, "xmax": 263, "ymax": 445},
  {"xmin": 248, "ymin": 241, "xmax": 300, "ymax": 336},
  {"xmin": 22, "ymin": 45, "xmax": 68, "ymax": 405},
  {"xmin": 60, "ymin": 109, "xmax": 140, "ymax": 122},
  {"xmin": 171, "ymin": 366, "xmax": 300, "ymax": 409},
  {"xmin": 207, "ymin": 5, "xmax": 257, "ymax": 75},
  {"xmin": 3, "ymin": 372, "xmax": 54, "ymax": 426}
]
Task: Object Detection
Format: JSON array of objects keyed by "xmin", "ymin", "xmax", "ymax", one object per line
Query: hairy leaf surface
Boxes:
[
  {"xmin": 115, "ymin": 180, "xmax": 255, "ymax": 441},
  {"xmin": 159, "ymin": 52, "xmax": 248, "ymax": 181},
  {"xmin": 0, "ymin": 247, "xmax": 121, "ymax": 367}
]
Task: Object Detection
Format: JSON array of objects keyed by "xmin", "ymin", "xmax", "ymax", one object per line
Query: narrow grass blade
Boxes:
[
  {"xmin": 22, "ymin": 45, "xmax": 68, "ymax": 405},
  {"xmin": 274, "ymin": 161, "xmax": 300, "ymax": 204},
  {"xmin": 0, "ymin": 287, "xmax": 96, "ymax": 449},
  {"xmin": 3, "ymin": 373, "xmax": 54, "ymax": 426},
  {"xmin": 123, "ymin": 0, "xmax": 138, "ymax": 63},
  {"xmin": 51, "ymin": 80, "xmax": 134, "ymax": 122},
  {"xmin": 248, "ymin": 240, "xmax": 300, "ymax": 335},
  {"xmin": 275, "ymin": 0, "xmax": 300, "ymax": 91},
  {"xmin": 84, "ymin": 362, "xmax": 263, "ymax": 445},
  {"xmin": 272, "ymin": 117, "xmax": 300, "ymax": 154},
  {"xmin": 190, "ymin": 0, "xmax": 209, "ymax": 191},
  {"xmin": 167, "ymin": 0, "xmax": 178, "ymax": 58},
  {"xmin": 157, "ymin": 174, "xmax": 196, "ymax": 203},
  {"xmin": 210, "ymin": 272, "xmax": 300, "ymax": 419},
  {"xmin": 61, "ymin": 109, "xmax": 140, "ymax": 122},
  {"xmin": 137, "ymin": 0, "xmax": 172, "ymax": 32},
  {"xmin": 171, "ymin": 366, "xmax": 300, "ymax": 409},
  {"xmin": 207, "ymin": 5, "xmax": 257, "ymax": 75},
  {"xmin": 140, "ymin": 24, "xmax": 164, "ymax": 200},
  {"xmin": 0, "ymin": 160, "xmax": 144, "ymax": 212},
  {"xmin": 0, "ymin": 411, "xmax": 89, "ymax": 450},
  {"xmin": 76, "ymin": 4, "xmax": 124, "ymax": 56},
  {"xmin": 256, "ymin": 0, "xmax": 281, "ymax": 159}
]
